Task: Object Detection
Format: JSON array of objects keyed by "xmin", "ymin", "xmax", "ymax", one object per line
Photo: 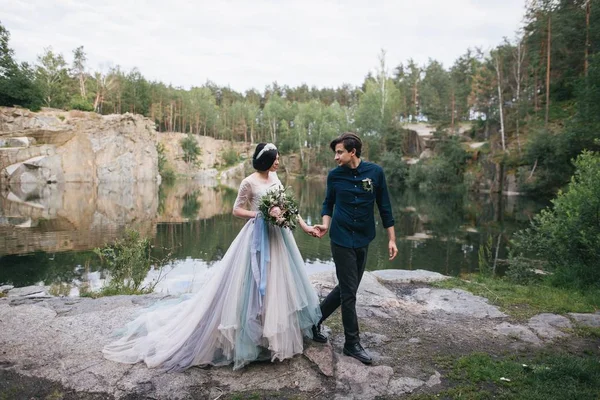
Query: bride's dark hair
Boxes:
[{"xmin": 252, "ymin": 143, "xmax": 278, "ymax": 171}]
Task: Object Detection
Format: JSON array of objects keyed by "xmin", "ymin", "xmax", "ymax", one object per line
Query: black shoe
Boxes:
[
  {"xmin": 311, "ymin": 325, "xmax": 328, "ymax": 343},
  {"xmin": 343, "ymin": 342, "xmax": 373, "ymax": 365}
]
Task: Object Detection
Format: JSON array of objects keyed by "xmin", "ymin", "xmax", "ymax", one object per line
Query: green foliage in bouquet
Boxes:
[{"xmin": 258, "ymin": 186, "xmax": 299, "ymax": 230}]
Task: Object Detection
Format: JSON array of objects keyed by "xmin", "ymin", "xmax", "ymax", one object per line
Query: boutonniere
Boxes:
[{"xmin": 361, "ymin": 178, "xmax": 373, "ymax": 192}]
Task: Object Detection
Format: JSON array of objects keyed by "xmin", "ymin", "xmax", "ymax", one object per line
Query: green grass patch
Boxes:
[
  {"xmin": 432, "ymin": 275, "xmax": 600, "ymax": 321},
  {"xmin": 411, "ymin": 352, "xmax": 600, "ymax": 400},
  {"xmin": 573, "ymin": 326, "xmax": 600, "ymax": 339},
  {"xmin": 79, "ymin": 284, "xmax": 153, "ymax": 298}
]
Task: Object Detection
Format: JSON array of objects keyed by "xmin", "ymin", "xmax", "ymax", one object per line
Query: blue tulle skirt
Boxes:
[{"xmin": 102, "ymin": 219, "xmax": 322, "ymax": 371}]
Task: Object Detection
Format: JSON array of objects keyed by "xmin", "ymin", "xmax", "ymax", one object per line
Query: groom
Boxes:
[{"xmin": 312, "ymin": 132, "xmax": 397, "ymax": 365}]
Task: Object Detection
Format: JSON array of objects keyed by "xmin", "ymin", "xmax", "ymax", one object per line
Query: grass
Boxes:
[
  {"xmin": 79, "ymin": 285, "xmax": 153, "ymax": 299},
  {"xmin": 410, "ymin": 351, "xmax": 600, "ymax": 400},
  {"xmin": 431, "ymin": 274, "xmax": 600, "ymax": 321}
]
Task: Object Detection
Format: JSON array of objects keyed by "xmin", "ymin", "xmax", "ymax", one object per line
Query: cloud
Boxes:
[{"xmin": 1, "ymin": 0, "xmax": 526, "ymax": 91}]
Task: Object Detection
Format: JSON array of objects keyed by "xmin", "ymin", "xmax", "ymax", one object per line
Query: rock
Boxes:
[
  {"xmin": 311, "ymin": 271, "xmax": 401, "ymax": 318},
  {"xmin": 0, "ymin": 107, "xmax": 159, "ymax": 183},
  {"xmin": 527, "ymin": 313, "xmax": 571, "ymax": 340},
  {"xmin": 7, "ymin": 285, "xmax": 51, "ymax": 297},
  {"xmin": 419, "ymin": 149, "xmax": 434, "ymax": 160},
  {"xmin": 400, "ymin": 288, "xmax": 507, "ymax": 318},
  {"xmin": 388, "ymin": 376, "xmax": 426, "ymax": 395},
  {"xmin": 361, "ymin": 332, "xmax": 391, "ymax": 347},
  {"xmin": 304, "ymin": 344, "xmax": 334, "ymax": 377},
  {"xmin": 569, "ymin": 312, "xmax": 600, "ymax": 328},
  {"xmin": 372, "ymin": 269, "xmax": 450, "ymax": 284},
  {"xmin": 156, "ymin": 132, "xmax": 252, "ymax": 180},
  {"xmin": 425, "ymin": 371, "xmax": 442, "ymax": 387},
  {"xmin": 493, "ymin": 322, "xmax": 541, "ymax": 345},
  {"xmin": 335, "ymin": 354, "xmax": 394, "ymax": 399},
  {"xmin": 0, "ymin": 285, "xmax": 14, "ymax": 293}
]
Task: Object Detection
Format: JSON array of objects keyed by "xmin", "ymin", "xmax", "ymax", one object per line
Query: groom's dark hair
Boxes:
[{"xmin": 330, "ymin": 132, "xmax": 362, "ymax": 158}]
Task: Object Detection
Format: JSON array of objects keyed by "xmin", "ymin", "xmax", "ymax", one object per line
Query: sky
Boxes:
[{"xmin": 1, "ymin": 0, "xmax": 527, "ymax": 92}]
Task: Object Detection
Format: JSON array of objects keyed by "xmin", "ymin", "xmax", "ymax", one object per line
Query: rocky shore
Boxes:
[{"xmin": 1, "ymin": 269, "xmax": 599, "ymax": 399}]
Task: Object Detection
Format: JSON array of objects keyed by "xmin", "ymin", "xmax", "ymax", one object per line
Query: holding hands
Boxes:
[{"xmin": 300, "ymin": 221, "xmax": 328, "ymax": 238}]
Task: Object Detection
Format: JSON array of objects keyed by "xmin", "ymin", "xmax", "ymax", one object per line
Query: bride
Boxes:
[{"xmin": 103, "ymin": 143, "xmax": 323, "ymax": 371}]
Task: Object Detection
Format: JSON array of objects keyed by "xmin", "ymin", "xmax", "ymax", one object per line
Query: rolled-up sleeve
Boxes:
[
  {"xmin": 321, "ymin": 171, "xmax": 335, "ymax": 217},
  {"xmin": 376, "ymin": 167, "xmax": 395, "ymax": 228}
]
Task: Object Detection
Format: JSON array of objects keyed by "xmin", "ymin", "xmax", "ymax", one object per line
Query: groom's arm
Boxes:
[{"xmin": 316, "ymin": 172, "xmax": 334, "ymax": 237}]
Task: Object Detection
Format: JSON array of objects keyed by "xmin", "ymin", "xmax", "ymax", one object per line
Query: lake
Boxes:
[{"xmin": 0, "ymin": 177, "xmax": 546, "ymax": 295}]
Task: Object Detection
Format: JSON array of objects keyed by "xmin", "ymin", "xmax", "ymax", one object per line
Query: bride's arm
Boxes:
[
  {"xmin": 298, "ymin": 215, "xmax": 317, "ymax": 236},
  {"xmin": 233, "ymin": 207, "xmax": 258, "ymax": 219},
  {"xmin": 232, "ymin": 179, "xmax": 258, "ymax": 220}
]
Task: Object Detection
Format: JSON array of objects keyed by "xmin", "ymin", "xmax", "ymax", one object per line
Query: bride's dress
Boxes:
[{"xmin": 103, "ymin": 172, "xmax": 322, "ymax": 371}]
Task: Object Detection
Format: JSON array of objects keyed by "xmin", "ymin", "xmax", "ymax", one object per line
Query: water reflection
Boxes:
[{"xmin": 0, "ymin": 178, "xmax": 547, "ymax": 295}]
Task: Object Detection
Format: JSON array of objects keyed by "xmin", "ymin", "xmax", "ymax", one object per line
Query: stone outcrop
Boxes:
[
  {"xmin": 156, "ymin": 131, "xmax": 252, "ymax": 182},
  {"xmin": 0, "ymin": 107, "xmax": 159, "ymax": 184},
  {"xmin": 2, "ymin": 270, "xmax": 597, "ymax": 399}
]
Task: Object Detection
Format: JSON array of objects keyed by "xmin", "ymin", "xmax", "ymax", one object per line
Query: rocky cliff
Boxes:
[{"xmin": 0, "ymin": 107, "xmax": 159, "ymax": 184}]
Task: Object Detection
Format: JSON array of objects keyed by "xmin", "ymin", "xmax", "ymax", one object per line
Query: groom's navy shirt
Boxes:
[{"xmin": 321, "ymin": 160, "xmax": 395, "ymax": 249}]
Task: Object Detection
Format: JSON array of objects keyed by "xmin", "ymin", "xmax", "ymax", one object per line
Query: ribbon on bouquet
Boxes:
[{"xmin": 250, "ymin": 213, "xmax": 270, "ymax": 306}]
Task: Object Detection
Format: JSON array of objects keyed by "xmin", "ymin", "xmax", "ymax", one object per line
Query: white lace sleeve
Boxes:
[{"xmin": 233, "ymin": 179, "xmax": 252, "ymax": 210}]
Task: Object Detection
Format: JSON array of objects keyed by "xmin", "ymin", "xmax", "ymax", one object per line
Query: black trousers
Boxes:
[{"xmin": 319, "ymin": 242, "xmax": 369, "ymax": 345}]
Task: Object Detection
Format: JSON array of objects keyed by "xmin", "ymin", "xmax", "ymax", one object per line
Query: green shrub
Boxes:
[
  {"xmin": 509, "ymin": 151, "xmax": 600, "ymax": 288},
  {"xmin": 94, "ymin": 230, "xmax": 155, "ymax": 294},
  {"xmin": 221, "ymin": 146, "xmax": 239, "ymax": 167},
  {"xmin": 69, "ymin": 96, "xmax": 94, "ymax": 112},
  {"xmin": 156, "ymin": 143, "xmax": 176, "ymax": 182},
  {"xmin": 180, "ymin": 134, "xmax": 201, "ymax": 164}
]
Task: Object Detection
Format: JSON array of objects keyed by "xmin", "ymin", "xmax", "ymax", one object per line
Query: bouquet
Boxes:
[{"xmin": 258, "ymin": 186, "xmax": 299, "ymax": 229}]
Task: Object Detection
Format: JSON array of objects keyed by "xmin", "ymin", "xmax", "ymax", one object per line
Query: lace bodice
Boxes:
[{"xmin": 233, "ymin": 172, "xmax": 283, "ymax": 211}]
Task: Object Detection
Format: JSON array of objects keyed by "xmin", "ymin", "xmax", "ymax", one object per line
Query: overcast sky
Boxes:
[{"xmin": 2, "ymin": 0, "xmax": 526, "ymax": 92}]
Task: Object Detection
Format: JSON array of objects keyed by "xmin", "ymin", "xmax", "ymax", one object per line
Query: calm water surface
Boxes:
[{"xmin": 0, "ymin": 177, "xmax": 546, "ymax": 295}]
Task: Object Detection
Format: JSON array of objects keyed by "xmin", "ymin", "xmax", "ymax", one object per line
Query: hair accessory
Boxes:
[{"xmin": 256, "ymin": 143, "xmax": 277, "ymax": 160}]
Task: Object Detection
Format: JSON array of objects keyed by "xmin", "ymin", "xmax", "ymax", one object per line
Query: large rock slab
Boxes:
[
  {"xmin": 569, "ymin": 312, "xmax": 600, "ymax": 328},
  {"xmin": 0, "ymin": 107, "xmax": 159, "ymax": 183},
  {"xmin": 372, "ymin": 269, "xmax": 450, "ymax": 283},
  {"xmin": 310, "ymin": 271, "xmax": 400, "ymax": 318},
  {"xmin": 399, "ymin": 287, "xmax": 507, "ymax": 318},
  {"xmin": 527, "ymin": 313, "xmax": 572, "ymax": 340}
]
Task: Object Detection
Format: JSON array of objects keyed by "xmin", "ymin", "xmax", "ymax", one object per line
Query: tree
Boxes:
[
  {"xmin": 510, "ymin": 151, "xmax": 600, "ymax": 288},
  {"xmin": 492, "ymin": 50, "xmax": 506, "ymax": 151},
  {"xmin": 180, "ymin": 134, "xmax": 201, "ymax": 164},
  {"xmin": 420, "ymin": 59, "xmax": 452, "ymax": 124},
  {"xmin": 263, "ymin": 94, "xmax": 288, "ymax": 143},
  {"xmin": 35, "ymin": 47, "xmax": 70, "ymax": 108},
  {"xmin": 0, "ymin": 22, "xmax": 41, "ymax": 109},
  {"xmin": 72, "ymin": 46, "xmax": 87, "ymax": 98}
]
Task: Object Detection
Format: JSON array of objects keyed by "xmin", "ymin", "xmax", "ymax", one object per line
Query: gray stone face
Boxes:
[
  {"xmin": 493, "ymin": 322, "xmax": 541, "ymax": 345},
  {"xmin": 0, "ymin": 107, "xmax": 159, "ymax": 184},
  {"xmin": 2, "ymin": 271, "xmax": 599, "ymax": 398},
  {"xmin": 528, "ymin": 313, "xmax": 572, "ymax": 340},
  {"xmin": 400, "ymin": 287, "xmax": 507, "ymax": 318},
  {"xmin": 7, "ymin": 285, "xmax": 50, "ymax": 297},
  {"xmin": 569, "ymin": 312, "xmax": 600, "ymax": 327}
]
